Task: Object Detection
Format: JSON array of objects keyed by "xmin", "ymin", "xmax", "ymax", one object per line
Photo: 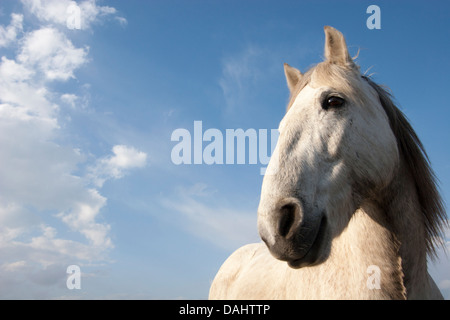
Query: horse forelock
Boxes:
[{"xmin": 286, "ymin": 61, "xmax": 366, "ymax": 112}]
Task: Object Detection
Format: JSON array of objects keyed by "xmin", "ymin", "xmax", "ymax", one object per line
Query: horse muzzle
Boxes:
[{"xmin": 258, "ymin": 197, "xmax": 327, "ymax": 268}]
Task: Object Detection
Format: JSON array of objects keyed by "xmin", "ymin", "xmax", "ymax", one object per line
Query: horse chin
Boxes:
[{"xmin": 286, "ymin": 216, "xmax": 328, "ymax": 269}]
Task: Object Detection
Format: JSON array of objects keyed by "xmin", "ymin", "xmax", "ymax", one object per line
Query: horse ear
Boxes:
[
  {"xmin": 284, "ymin": 63, "xmax": 302, "ymax": 93},
  {"xmin": 324, "ymin": 26, "xmax": 355, "ymax": 68}
]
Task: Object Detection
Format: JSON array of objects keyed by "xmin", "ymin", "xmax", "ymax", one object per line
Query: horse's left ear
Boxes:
[
  {"xmin": 324, "ymin": 26, "xmax": 356, "ymax": 68},
  {"xmin": 284, "ymin": 63, "xmax": 302, "ymax": 93}
]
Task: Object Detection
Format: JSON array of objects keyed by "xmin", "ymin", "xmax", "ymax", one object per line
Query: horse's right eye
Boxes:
[{"xmin": 322, "ymin": 96, "xmax": 345, "ymax": 110}]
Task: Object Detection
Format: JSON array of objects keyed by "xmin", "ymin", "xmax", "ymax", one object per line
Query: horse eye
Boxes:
[{"xmin": 322, "ymin": 96, "xmax": 345, "ymax": 110}]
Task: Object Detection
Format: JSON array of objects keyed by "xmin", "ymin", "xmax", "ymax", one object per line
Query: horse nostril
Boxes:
[{"xmin": 278, "ymin": 203, "xmax": 298, "ymax": 238}]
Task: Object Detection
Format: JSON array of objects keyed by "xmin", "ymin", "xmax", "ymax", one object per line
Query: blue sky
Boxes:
[{"xmin": 0, "ymin": 0, "xmax": 449, "ymax": 299}]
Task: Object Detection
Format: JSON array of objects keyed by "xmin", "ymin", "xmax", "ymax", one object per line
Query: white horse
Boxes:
[{"xmin": 209, "ymin": 26, "xmax": 447, "ymax": 300}]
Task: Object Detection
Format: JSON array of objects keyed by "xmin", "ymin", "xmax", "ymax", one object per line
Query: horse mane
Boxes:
[{"xmin": 362, "ymin": 76, "xmax": 447, "ymax": 259}]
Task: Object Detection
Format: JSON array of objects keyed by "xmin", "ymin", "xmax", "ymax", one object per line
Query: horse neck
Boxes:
[
  {"xmin": 325, "ymin": 159, "xmax": 431, "ymax": 299},
  {"xmin": 326, "ymin": 201, "xmax": 406, "ymax": 299},
  {"xmin": 379, "ymin": 160, "xmax": 432, "ymax": 299}
]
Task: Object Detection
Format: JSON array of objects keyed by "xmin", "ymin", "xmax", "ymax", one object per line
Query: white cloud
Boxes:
[
  {"xmin": 107, "ymin": 145, "xmax": 148, "ymax": 172},
  {"xmin": 89, "ymin": 145, "xmax": 148, "ymax": 187},
  {"xmin": 0, "ymin": 56, "xmax": 34, "ymax": 82},
  {"xmin": 1, "ymin": 261, "xmax": 27, "ymax": 272},
  {"xmin": 61, "ymin": 93, "xmax": 79, "ymax": 108},
  {"xmin": 0, "ymin": 55, "xmax": 58, "ymax": 120},
  {"xmin": 219, "ymin": 45, "xmax": 264, "ymax": 113},
  {"xmin": 218, "ymin": 42, "xmax": 315, "ymax": 117},
  {"xmin": 0, "ymin": 225, "xmax": 107, "ymax": 298},
  {"xmin": 0, "ymin": 2, "xmax": 137, "ymax": 298},
  {"xmin": 0, "ymin": 97, "xmax": 114, "ymax": 249},
  {"xmin": 0, "ymin": 13, "xmax": 23, "ymax": 47},
  {"xmin": 115, "ymin": 16, "xmax": 128, "ymax": 27},
  {"xmin": 22, "ymin": 0, "xmax": 70, "ymax": 25},
  {"xmin": 162, "ymin": 184, "xmax": 259, "ymax": 251},
  {"xmin": 21, "ymin": 0, "xmax": 125, "ymax": 30},
  {"xmin": 18, "ymin": 27, "xmax": 88, "ymax": 81},
  {"xmin": 57, "ymin": 189, "xmax": 111, "ymax": 248}
]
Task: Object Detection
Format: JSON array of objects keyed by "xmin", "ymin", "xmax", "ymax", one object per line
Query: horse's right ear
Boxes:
[
  {"xmin": 284, "ymin": 63, "xmax": 302, "ymax": 93},
  {"xmin": 324, "ymin": 26, "xmax": 356, "ymax": 68}
]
